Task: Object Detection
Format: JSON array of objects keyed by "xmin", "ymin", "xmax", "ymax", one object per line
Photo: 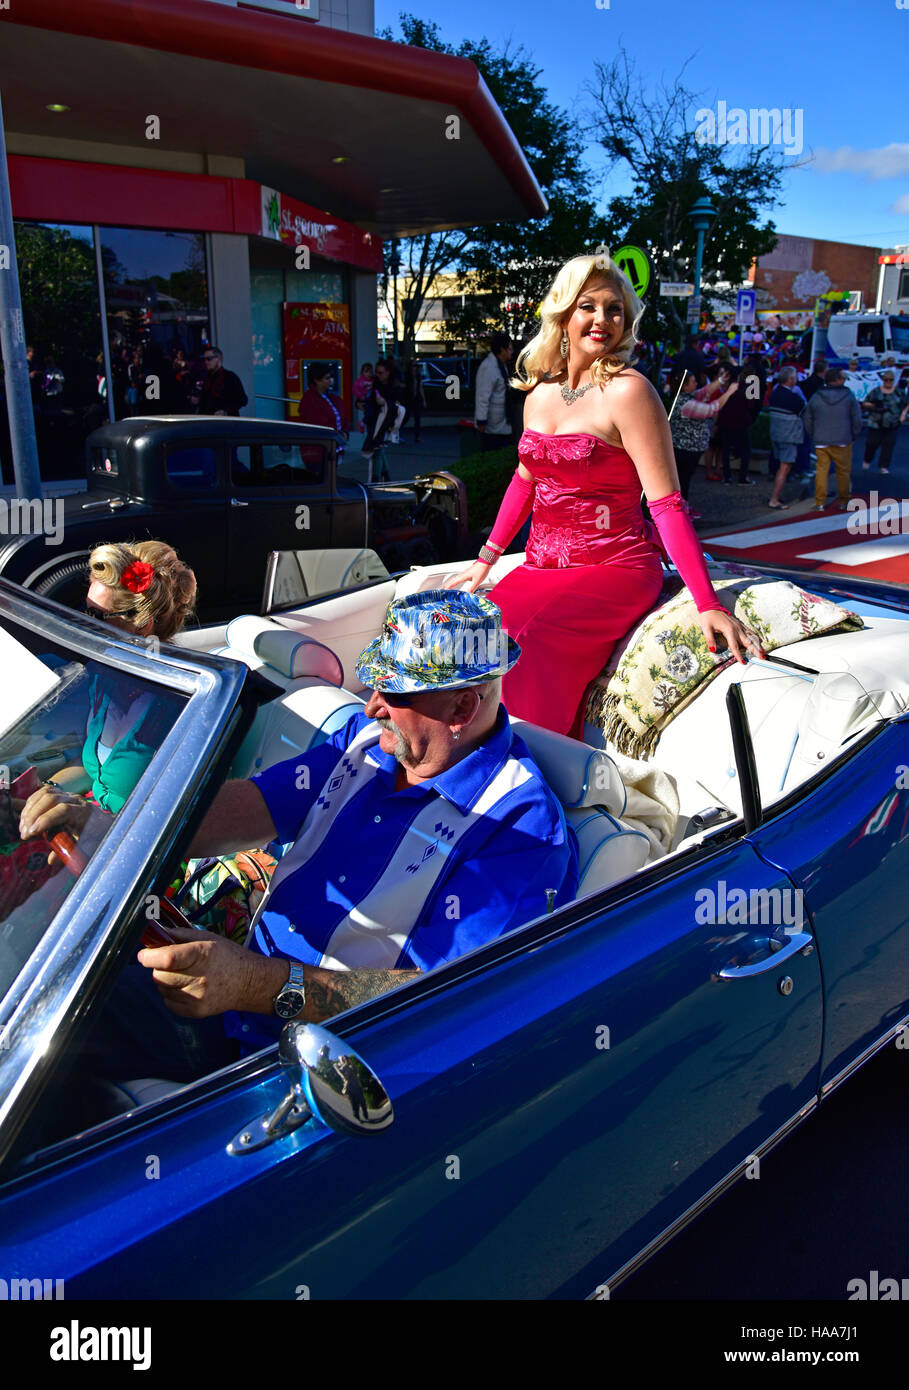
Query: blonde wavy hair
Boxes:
[
  {"xmin": 512, "ymin": 251, "xmax": 644, "ymax": 393},
  {"xmin": 88, "ymin": 540, "xmax": 197, "ymax": 640}
]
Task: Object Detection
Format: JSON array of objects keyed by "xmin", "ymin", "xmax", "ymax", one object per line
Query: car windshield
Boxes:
[{"xmin": 0, "ymin": 615, "xmax": 185, "ymax": 1001}]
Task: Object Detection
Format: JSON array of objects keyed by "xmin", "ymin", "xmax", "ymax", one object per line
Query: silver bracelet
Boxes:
[{"xmin": 477, "ymin": 545, "xmax": 500, "ymax": 566}]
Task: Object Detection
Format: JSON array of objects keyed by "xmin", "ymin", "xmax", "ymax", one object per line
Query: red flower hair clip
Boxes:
[{"xmin": 121, "ymin": 560, "xmax": 155, "ymax": 594}]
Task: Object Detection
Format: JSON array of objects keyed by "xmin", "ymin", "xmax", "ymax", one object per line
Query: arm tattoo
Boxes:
[{"xmin": 305, "ymin": 967, "xmax": 421, "ymax": 1022}]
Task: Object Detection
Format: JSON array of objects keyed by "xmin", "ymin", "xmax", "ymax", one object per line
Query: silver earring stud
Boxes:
[{"xmin": 452, "ymin": 730, "xmax": 461, "ymax": 741}]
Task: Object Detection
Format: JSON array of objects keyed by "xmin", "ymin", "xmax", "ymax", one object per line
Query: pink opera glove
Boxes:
[
  {"xmin": 486, "ymin": 468, "xmax": 535, "ymax": 554},
  {"xmin": 649, "ymin": 491, "xmax": 727, "ymax": 614}
]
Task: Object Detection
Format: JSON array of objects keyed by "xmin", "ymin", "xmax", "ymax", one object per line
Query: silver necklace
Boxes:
[{"xmin": 560, "ymin": 380, "xmax": 596, "ymax": 406}]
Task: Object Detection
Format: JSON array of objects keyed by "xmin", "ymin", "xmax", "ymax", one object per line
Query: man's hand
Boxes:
[{"xmin": 139, "ymin": 926, "xmax": 289, "ymax": 1019}]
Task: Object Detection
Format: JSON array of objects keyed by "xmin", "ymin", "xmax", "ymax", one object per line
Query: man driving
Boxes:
[{"xmin": 21, "ymin": 591, "xmax": 577, "ymax": 1077}]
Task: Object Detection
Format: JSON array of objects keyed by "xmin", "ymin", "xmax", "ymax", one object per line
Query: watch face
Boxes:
[{"xmin": 275, "ymin": 989, "xmax": 305, "ymax": 1020}]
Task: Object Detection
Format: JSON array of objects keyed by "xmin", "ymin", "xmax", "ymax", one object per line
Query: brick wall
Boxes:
[{"xmin": 749, "ymin": 233, "xmax": 881, "ymax": 311}]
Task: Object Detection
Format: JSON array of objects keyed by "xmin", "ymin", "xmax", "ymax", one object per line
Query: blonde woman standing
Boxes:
[{"xmin": 455, "ymin": 253, "xmax": 763, "ymax": 739}]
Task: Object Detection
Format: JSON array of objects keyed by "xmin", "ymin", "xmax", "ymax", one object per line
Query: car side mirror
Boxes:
[
  {"xmin": 279, "ymin": 1021, "xmax": 394, "ymax": 1136},
  {"xmin": 228, "ymin": 1021, "xmax": 393, "ymax": 1156}
]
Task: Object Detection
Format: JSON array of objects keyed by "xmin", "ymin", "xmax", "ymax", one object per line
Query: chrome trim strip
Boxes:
[
  {"xmin": 820, "ymin": 1012, "xmax": 909, "ymax": 1097},
  {"xmin": 587, "ymin": 1097, "xmax": 817, "ymax": 1298}
]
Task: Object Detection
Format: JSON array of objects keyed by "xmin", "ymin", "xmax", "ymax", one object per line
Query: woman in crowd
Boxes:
[
  {"xmin": 454, "ymin": 252, "xmax": 763, "ymax": 740},
  {"xmin": 715, "ymin": 364, "xmax": 757, "ymax": 486},
  {"xmin": 43, "ymin": 540, "xmax": 197, "ymax": 814},
  {"xmin": 362, "ymin": 358, "xmax": 401, "ymax": 480},
  {"xmin": 667, "ymin": 366, "xmax": 738, "ymax": 506},
  {"xmin": 862, "ymin": 369, "xmax": 908, "ymax": 474},
  {"xmin": 353, "ymin": 361, "xmax": 374, "ymax": 433}
]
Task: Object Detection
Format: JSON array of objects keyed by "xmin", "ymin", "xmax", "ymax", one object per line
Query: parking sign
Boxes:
[{"xmin": 736, "ymin": 289, "xmax": 756, "ymax": 326}]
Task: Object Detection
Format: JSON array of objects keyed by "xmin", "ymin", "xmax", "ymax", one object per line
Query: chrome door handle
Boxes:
[
  {"xmin": 230, "ymin": 497, "xmax": 250, "ymax": 507},
  {"xmin": 718, "ymin": 932, "xmax": 814, "ymax": 979}
]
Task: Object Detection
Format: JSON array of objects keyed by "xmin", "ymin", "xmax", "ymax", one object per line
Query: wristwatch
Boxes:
[{"xmin": 273, "ymin": 962, "xmax": 306, "ymax": 1020}]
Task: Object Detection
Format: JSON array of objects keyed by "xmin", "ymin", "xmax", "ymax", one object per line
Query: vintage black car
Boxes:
[{"xmin": 0, "ymin": 417, "xmax": 467, "ymax": 619}]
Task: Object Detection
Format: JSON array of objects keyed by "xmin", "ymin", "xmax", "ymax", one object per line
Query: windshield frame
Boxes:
[{"xmin": 0, "ymin": 579, "xmax": 251, "ymax": 1168}]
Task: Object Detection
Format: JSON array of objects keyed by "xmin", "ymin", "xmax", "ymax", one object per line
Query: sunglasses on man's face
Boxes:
[{"xmin": 374, "ymin": 689, "xmax": 420, "ymax": 709}]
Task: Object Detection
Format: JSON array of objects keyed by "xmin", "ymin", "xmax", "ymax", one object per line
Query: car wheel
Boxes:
[{"xmin": 31, "ymin": 557, "xmax": 90, "ymax": 610}]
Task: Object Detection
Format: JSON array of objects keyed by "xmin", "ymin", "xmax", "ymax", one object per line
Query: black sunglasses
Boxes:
[{"xmin": 85, "ymin": 601, "xmax": 137, "ymax": 622}]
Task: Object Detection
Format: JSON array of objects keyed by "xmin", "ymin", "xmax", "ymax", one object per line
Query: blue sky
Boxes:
[{"xmin": 376, "ymin": 0, "xmax": 909, "ymax": 251}]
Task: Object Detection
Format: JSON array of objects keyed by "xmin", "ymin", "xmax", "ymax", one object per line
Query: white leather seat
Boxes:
[
  {"xmin": 230, "ymin": 681, "xmax": 365, "ymax": 780},
  {"xmin": 215, "ymin": 614, "xmax": 344, "ymax": 687},
  {"xmin": 641, "ymin": 625, "xmax": 909, "ymax": 822}
]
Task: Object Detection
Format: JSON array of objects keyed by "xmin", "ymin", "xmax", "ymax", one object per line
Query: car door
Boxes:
[
  {"xmin": 158, "ymin": 438, "xmax": 228, "ymax": 599},
  {"xmin": 746, "ymin": 710, "xmax": 909, "ymax": 1097},
  {"xmin": 0, "ymin": 824, "xmax": 822, "ymax": 1301},
  {"xmin": 226, "ymin": 439, "xmax": 335, "ymax": 606}
]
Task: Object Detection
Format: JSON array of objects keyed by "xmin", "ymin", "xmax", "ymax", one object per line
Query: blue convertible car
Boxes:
[{"xmin": 0, "ymin": 552, "xmax": 907, "ymax": 1300}]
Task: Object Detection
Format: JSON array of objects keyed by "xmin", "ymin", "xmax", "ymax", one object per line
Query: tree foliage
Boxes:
[
  {"xmin": 377, "ymin": 16, "xmax": 608, "ymax": 352},
  {"xmin": 585, "ymin": 50, "xmax": 785, "ymax": 351}
]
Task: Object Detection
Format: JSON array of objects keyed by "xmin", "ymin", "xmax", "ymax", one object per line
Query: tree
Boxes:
[
  {"xmin": 585, "ymin": 50, "xmax": 787, "ymax": 369},
  {"xmin": 377, "ymin": 17, "xmax": 609, "ymax": 354}
]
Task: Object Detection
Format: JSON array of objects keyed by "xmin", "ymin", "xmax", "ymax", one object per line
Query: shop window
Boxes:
[
  {"xmin": 99, "ymin": 228, "xmax": 210, "ymax": 422},
  {"xmin": 12, "ymin": 221, "xmax": 105, "ymax": 483}
]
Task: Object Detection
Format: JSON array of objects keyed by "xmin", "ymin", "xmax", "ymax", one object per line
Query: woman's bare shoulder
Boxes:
[
  {"xmin": 521, "ymin": 380, "xmax": 560, "ymax": 426},
  {"xmin": 607, "ymin": 367, "xmax": 663, "ymax": 412}
]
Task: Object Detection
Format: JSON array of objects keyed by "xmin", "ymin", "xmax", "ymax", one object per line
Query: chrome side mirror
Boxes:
[{"xmin": 279, "ymin": 1021, "xmax": 394, "ymax": 1136}]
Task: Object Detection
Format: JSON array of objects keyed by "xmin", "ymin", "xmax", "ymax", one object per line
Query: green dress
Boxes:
[{"xmin": 82, "ymin": 673, "xmax": 167, "ymax": 815}]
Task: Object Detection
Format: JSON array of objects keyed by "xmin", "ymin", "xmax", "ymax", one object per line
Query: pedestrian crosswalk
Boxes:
[{"xmin": 703, "ymin": 499, "xmax": 909, "ymax": 584}]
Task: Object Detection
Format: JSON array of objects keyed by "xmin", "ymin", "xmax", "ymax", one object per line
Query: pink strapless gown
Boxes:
[{"xmin": 491, "ymin": 429, "xmax": 665, "ymax": 739}]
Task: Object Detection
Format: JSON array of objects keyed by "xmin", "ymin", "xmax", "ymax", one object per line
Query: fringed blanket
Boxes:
[{"xmin": 585, "ymin": 579, "xmax": 864, "ymax": 760}]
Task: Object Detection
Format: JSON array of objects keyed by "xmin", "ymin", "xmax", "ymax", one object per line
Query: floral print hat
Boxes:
[{"xmin": 356, "ymin": 589, "xmax": 521, "ymax": 693}]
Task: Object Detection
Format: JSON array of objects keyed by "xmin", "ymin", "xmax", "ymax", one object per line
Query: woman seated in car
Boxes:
[{"xmin": 46, "ymin": 540, "xmax": 197, "ymax": 814}]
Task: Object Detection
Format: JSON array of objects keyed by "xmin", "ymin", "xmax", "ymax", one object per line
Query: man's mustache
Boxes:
[{"xmin": 375, "ymin": 717, "xmax": 412, "ymax": 763}]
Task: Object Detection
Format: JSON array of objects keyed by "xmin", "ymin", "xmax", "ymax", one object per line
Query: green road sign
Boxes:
[{"xmin": 613, "ymin": 245, "xmax": 652, "ymax": 297}]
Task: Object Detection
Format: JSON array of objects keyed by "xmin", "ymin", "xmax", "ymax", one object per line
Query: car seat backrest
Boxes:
[
  {"xmin": 222, "ymin": 614, "xmax": 343, "ymax": 685},
  {"xmin": 510, "ymin": 717, "xmax": 656, "ymax": 893}
]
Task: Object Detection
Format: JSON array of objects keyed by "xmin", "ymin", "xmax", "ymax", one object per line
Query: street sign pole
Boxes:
[
  {"xmin": 735, "ymin": 289, "xmax": 757, "ymax": 368},
  {"xmin": 0, "ymin": 86, "xmax": 42, "ymax": 501}
]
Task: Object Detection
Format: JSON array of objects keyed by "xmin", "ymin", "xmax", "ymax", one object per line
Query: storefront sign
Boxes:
[{"xmin": 260, "ymin": 186, "xmax": 382, "ymax": 273}]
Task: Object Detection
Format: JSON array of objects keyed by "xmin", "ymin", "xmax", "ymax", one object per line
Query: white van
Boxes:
[{"xmin": 825, "ymin": 312, "xmax": 909, "ymax": 365}]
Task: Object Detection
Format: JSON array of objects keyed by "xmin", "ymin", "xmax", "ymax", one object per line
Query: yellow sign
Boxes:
[{"xmin": 613, "ymin": 245, "xmax": 651, "ymax": 298}]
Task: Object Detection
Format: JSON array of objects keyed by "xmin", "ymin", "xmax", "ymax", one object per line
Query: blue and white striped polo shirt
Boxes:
[{"xmin": 228, "ymin": 708, "xmax": 577, "ymax": 1048}]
